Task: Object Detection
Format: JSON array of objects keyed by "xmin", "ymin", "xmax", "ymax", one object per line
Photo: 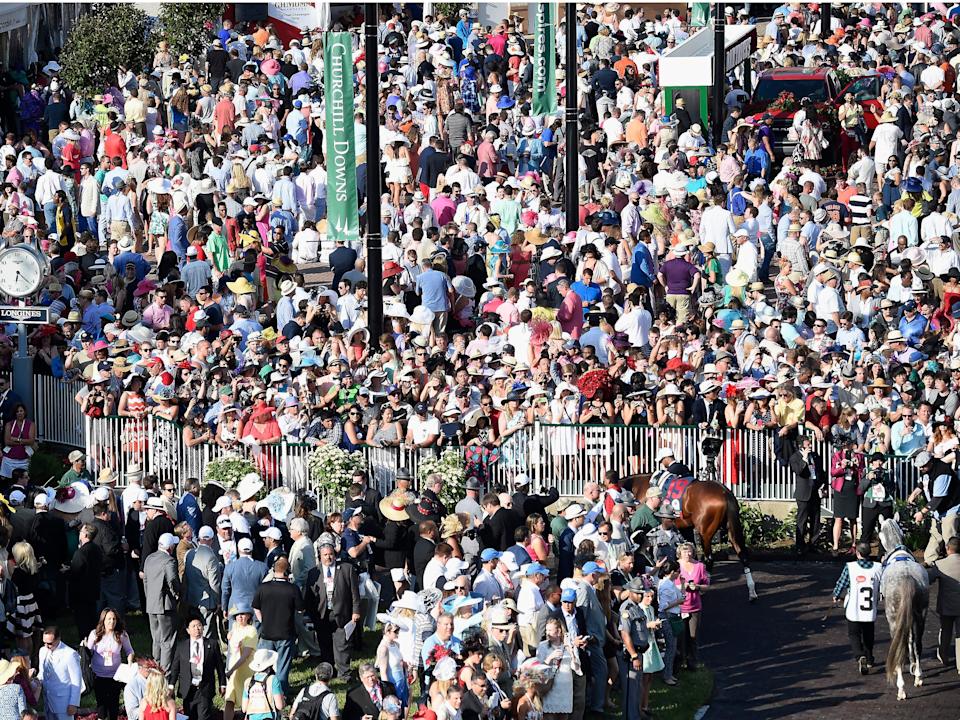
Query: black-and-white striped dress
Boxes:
[{"xmin": 5, "ymin": 568, "xmax": 42, "ymax": 639}]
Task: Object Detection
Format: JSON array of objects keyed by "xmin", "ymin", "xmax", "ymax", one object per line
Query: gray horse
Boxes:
[{"xmin": 879, "ymin": 518, "xmax": 930, "ymax": 700}]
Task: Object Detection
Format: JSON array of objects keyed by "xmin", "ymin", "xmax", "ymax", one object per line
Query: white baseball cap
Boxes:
[
  {"xmin": 158, "ymin": 532, "xmax": 179, "ymax": 549},
  {"xmin": 198, "ymin": 526, "xmax": 215, "ymax": 540},
  {"xmin": 259, "ymin": 526, "xmax": 282, "ymax": 541},
  {"xmin": 238, "ymin": 538, "xmax": 254, "ymax": 553},
  {"xmin": 34, "ymin": 494, "xmax": 49, "ymax": 508}
]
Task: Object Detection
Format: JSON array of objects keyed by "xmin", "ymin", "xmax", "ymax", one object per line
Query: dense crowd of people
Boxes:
[{"xmin": 0, "ymin": 0, "xmax": 958, "ymax": 718}]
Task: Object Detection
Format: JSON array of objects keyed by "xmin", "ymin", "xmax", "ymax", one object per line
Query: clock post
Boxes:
[
  {"xmin": 12, "ymin": 301, "xmax": 32, "ymax": 418},
  {"xmin": 0, "ymin": 238, "xmax": 51, "ymax": 419}
]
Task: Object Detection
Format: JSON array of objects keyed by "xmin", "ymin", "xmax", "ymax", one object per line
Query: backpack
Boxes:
[
  {"xmin": 246, "ymin": 673, "xmax": 281, "ymax": 720},
  {"xmin": 293, "ymin": 687, "xmax": 334, "ymax": 720}
]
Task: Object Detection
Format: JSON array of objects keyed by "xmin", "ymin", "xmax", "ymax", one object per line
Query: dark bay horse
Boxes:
[{"xmin": 624, "ymin": 473, "xmax": 758, "ymax": 601}]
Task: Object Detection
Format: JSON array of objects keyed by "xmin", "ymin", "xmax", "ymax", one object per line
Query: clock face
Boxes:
[{"xmin": 0, "ymin": 246, "xmax": 45, "ymax": 298}]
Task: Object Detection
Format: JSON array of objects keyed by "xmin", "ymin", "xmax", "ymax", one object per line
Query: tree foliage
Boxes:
[
  {"xmin": 157, "ymin": 3, "xmax": 224, "ymax": 58},
  {"xmin": 60, "ymin": 3, "xmax": 153, "ymax": 97}
]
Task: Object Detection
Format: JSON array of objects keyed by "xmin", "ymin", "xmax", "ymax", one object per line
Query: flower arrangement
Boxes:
[
  {"xmin": 418, "ymin": 450, "xmax": 467, "ymax": 508},
  {"xmin": 307, "ymin": 444, "xmax": 368, "ymax": 506},
  {"xmin": 204, "ymin": 454, "xmax": 256, "ymax": 489},
  {"xmin": 767, "ymin": 90, "xmax": 796, "ymax": 112}
]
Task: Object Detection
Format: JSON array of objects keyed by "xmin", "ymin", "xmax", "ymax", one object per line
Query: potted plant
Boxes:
[
  {"xmin": 307, "ymin": 444, "xmax": 368, "ymax": 507},
  {"xmin": 204, "ymin": 454, "xmax": 256, "ymax": 489},
  {"xmin": 417, "ymin": 450, "xmax": 468, "ymax": 508}
]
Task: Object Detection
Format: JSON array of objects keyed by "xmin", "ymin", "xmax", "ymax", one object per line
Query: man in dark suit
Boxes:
[
  {"xmin": 691, "ymin": 381, "xmax": 727, "ymax": 429},
  {"xmin": 141, "ymin": 498, "xmax": 175, "ymax": 570},
  {"xmin": 69, "ymin": 523, "xmax": 103, "ymax": 640},
  {"xmin": 92, "ymin": 501, "xmax": 127, "ymax": 616},
  {"xmin": 329, "ymin": 238, "xmax": 358, "ymax": 289},
  {"xmin": 789, "ymin": 435, "xmax": 826, "ymax": 555},
  {"xmin": 479, "ymin": 493, "xmax": 521, "ymax": 551},
  {"xmin": 461, "ymin": 672, "xmax": 491, "ymax": 720},
  {"xmin": 511, "ymin": 473, "xmax": 560, "ymax": 521},
  {"xmin": 412, "ymin": 520, "xmax": 438, "ymax": 586},
  {"xmin": 169, "ymin": 615, "xmax": 226, "ymax": 720},
  {"xmin": 343, "ymin": 663, "xmax": 396, "ymax": 720},
  {"xmin": 305, "ymin": 543, "xmax": 361, "ymax": 679}
]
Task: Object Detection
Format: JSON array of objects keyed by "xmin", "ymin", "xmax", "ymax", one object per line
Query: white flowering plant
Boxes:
[
  {"xmin": 418, "ymin": 450, "xmax": 467, "ymax": 508},
  {"xmin": 307, "ymin": 444, "xmax": 368, "ymax": 505},
  {"xmin": 204, "ymin": 454, "xmax": 256, "ymax": 489}
]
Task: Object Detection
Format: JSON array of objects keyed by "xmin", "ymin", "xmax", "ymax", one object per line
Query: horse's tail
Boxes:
[
  {"xmin": 724, "ymin": 488, "xmax": 748, "ymax": 563},
  {"xmin": 886, "ymin": 578, "xmax": 914, "ymax": 685}
]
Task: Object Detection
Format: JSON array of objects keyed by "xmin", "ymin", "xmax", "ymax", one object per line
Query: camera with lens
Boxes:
[{"xmin": 701, "ymin": 435, "xmax": 723, "ymax": 459}]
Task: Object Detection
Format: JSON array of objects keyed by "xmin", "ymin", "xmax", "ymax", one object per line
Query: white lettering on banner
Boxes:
[
  {"xmin": 725, "ymin": 37, "xmax": 753, "ymax": 73},
  {"xmin": 267, "ymin": 1, "xmax": 319, "ymax": 30},
  {"xmin": 330, "ymin": 50, "xmax": 348, "ymax": 203},
  {"xmin": 533, "ymin": 4, "xmax": 548, "ymax": 95},
  {"xmin": 0, "ymin": 4, "xmax": 28, "ymax": 34}
]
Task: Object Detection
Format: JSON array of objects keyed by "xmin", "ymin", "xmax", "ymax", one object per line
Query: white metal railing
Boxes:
[
  {"xmin": 80, "ymin": 416, "xmax": 922, "ymax": 510},
  {"xmin": 33, "ymin": 375, "xmax": 85, "ymax": 447},
  {"xmin": 0, "ymin": 374, "xmax": 85, "ymax": 448}
]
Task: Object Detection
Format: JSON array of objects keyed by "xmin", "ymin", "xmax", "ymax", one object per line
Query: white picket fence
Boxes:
[{"xmin": 78, "ymin": 413, "xmax": 921, "ymax": 511}]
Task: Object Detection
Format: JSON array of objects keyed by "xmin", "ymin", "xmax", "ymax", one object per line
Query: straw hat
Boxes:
[
  {"xmin": 379, "ymin": 493, "xmax": 411, "ymax": 522},
  {"xmin": 725, "ymin": 268, "xmax": 750, "ymax": 287},
  {"xmin": 0, "ymin": 660, "xmax": 18, "ymax": 685},
  {"xmin": 440, "ymin": 514, "xmax": 464, "ymax": 539}
]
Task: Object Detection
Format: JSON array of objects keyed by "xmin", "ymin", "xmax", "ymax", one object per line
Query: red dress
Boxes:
[
  {"xmin": 142, "ymin": 704, "xmax": 169, "ymax": 720},
  {"xmin": 509, "ymin": 247, "xmax": 531, "ymax": 288}
]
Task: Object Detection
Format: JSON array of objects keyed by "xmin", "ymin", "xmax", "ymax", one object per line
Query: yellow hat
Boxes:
[{"xmin": 227, "ymin": 277, "xmax": 256, "ymax": 294}]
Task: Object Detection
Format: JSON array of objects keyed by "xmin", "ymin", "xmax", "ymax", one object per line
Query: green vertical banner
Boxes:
[
  {"xmin": 691, "ymin": 2, "xmax": 710, "ymax": 27},
  {"xmin": 324, "ymin": 32, "xmax": 359, "ymax": 244},
  {"xmin": 532, "ymin": 3, "xmax": 557, "ymax": 117}
]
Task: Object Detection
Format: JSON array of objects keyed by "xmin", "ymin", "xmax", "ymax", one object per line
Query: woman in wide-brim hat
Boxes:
[
  {"xmin": 223, "ymin": 604, "xmax": 258, "ymax": 717},
  {"xmin": 379, "ymin": 493, "xmax": 412, "ymax": 522}
]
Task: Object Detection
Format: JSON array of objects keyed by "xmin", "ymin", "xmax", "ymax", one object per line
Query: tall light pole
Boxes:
[
  {"xmin": 712, "ymin": 9, "xmax": 726, "ymax": 147},
  {"xmin": 564, "ymin": 3, "xmax": 578, "ymax": 233},
  {"xmin": 364, "ymin": 2, "xmax": 382, "ymax": 348}
]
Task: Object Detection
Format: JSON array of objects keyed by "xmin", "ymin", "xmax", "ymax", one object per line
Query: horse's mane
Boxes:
[{"xmin": 880, "ymin": 517, "xmax": 906, "ymax": 554}]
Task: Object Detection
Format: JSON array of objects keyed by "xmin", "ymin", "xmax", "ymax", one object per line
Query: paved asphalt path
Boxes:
[{"xmin": 699, "ymin": 558, "xmax": 960, "ymax": 719}]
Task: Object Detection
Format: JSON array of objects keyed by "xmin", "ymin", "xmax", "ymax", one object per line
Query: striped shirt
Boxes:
[{"xmin": 848, "ymin": 194, "xmax": 872, "ymax": 226}]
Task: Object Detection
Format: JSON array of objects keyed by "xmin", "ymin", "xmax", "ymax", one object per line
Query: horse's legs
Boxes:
[
  {"xmin": 913, "ymin": 619, "xmax": 924, "ymax": 687},
  {"xmin": 896, "ymin": 667, "xmax": 906, "ymax": 700},
  {"xmin": 700, "ymin": 528, "xmax": 713, "ymax": 567},
  {"xmin": 743, "ymin": 564, "xmax": 758, "ymax": 602}
]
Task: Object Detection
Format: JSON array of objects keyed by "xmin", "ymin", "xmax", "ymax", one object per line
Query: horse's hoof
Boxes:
[
  {"xmin": 897, "ymin": 691, "xmax": 906, "ymax": 701},
  {"xmin": 914, "ymin": 678, "xmax": 923, "ymax": 687}
]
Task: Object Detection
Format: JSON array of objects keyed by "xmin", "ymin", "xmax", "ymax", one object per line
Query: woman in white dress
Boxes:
[
  {"xmin": 535, "ymin": 618, "xmax": 579, "ymax": 720},
  {"xmin": 549, "ymin": 385, "xmax": 579, "ymax": 481},
  {"xmin": 375, "ymin": 619, "xmax": 410, "ymax": 709},
  {"xmin": 384, "ymin": 140, "xmax": 412, "ymax": 208}
]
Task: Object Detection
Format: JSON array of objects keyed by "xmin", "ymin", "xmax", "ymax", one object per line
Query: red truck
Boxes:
[{"xmin": 746, "ymin": 67, "xmax": 888, "ymax": 157}]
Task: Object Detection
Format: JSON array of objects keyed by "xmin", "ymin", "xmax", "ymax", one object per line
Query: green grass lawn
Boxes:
[{"xmin": 59, "ymin": 611, "xmax": 713, "ymax": 718}]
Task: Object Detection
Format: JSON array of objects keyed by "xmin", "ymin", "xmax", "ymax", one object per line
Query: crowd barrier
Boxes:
[
  {"xmin": 0, "ymin": 374, "xmax": 85, "ymax": 450},
  {"xmin": 81, "ymin": 415, "xmax": 922, "ymax": 512}
]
